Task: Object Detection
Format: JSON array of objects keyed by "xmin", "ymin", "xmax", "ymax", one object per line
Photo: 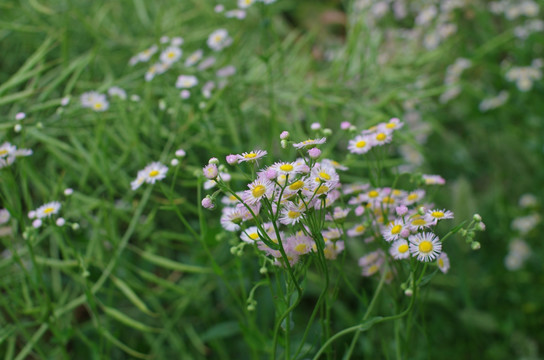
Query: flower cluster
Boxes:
[
  {"xmin": 28, "ymin": 201, "xmax": 64, "ymax": 228},
  {"xmin": 347, "ymin": 118, "xmax": 403, "ymax": 154},
  {"xmin": 479, "ymin": 91, "xmax": 510, "ymax": 112},
  {"xmin": 203, "ymin": 137, "xmax": 348, "ymax": 267},
  {"xmin": 0, "ymin": 142, "xmax": 32, "ymax": 169},
  {"xmin": 505, "ymin": 60, "xmax": 542, "ymax": 92}
]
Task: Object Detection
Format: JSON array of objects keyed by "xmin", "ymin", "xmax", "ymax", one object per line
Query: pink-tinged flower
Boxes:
[
  {"xmin": 237, "ymin": 150, "xmax": 267, "ymax": 163},
  {"xmin": 422, "ymin": 174, "xmax": 446, "ymax": 185},
  {"xmin": 242, "ymin": 178, "xmax": 275, "ymax": 205},
  {"xmin": 203, "ymin": 164, "xmax": 218, "ymax": 179},
  {"xmin": 293, "ymin": 137, "xmax": 326, "ymax": 149},
  {"xmin": 389, "ymin": 239, "xmax": 410, "ymax": 259},
  {"xmin": 202, "ymin": 197, "xmax": 215, "ymax": 209},
  {"xmin": 437, "ymin": 252, "xmax": 450, "ymax": 273},
  {"xmin": 308, "ymin": 147, "xmax": 321, "ymax": 159},
  {"xmin": 340, "ymin": 121, "xmax": 351, "ymax": 130},
  {"xmin": 226, "ymin": 154, "xmax": 239, "ymax": 165},
  {"xmin": 348, "ymin": 135, "xmax": 373, "ymax": 154},
  {"xmin": 396, "ymin": 205, "xmax": 408, "ymax": 216},
  {"xmin": 280, "ymin": 131, "xmax": 289, "ymax": 140}
]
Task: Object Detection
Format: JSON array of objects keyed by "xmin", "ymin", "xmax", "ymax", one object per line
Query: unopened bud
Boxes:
[
  {"xmin": 473, "ymin": 214, "xmax": 482, "ymax": 222},
  {"xmin": 471, "ymin": 241, "xmax": 481, "ymax": 250}
]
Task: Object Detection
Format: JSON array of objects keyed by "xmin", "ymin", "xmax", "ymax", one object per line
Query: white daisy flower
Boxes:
[
  {"xmin": 408, "ymin": 215, "xmax": 434, "ymax": 231},
  {"xmin": 240, "ymin": 226, "xmax": 263, "ymax": 243},
  {"xmin": 409, "ymin": 232, "xmax": 442, "ymax": 262},
  {"xmin": 220, "ymin": 207, "xmax": 244, "ymax": 231},
  {"xmin": 381, "ymin": 219, "xmax": 406, "ymax": 242},
  {"xmin": 226, "ymin": 9, "xmax": 247, "ymax": 19},
  {"xmin": 389, "ymin": 239, "xmax": 410, "ymax": 260},
  {"xmin": 348, "ymin": 135, "xmax": 373, "ymax": 154},
  {"xmin": 185, "ymin": 50, "xmax": 203, "ymax": 67},
  {"xmin": 142, "ymin": 162, "xmax": 168, "ymax": 184},
  {"xmin": 198, "ymin": 56, "xmax": 216, "ymax": 71},
  {"xmin": 347, "ymin": 223, "xmax": 366, "ymax": 237},
  {"xmin": 236, "ymin": 150, "xmax": 267, "ymax": 163},
  {"xmin": 238, "ymin": 0, "xmax": 255, "ymax": 8},
  {"xmin": 242, "ymin": 177, "xmax": 275, "ymax": 205},
  {"xmin": 293, "ymin": 137, "xmax": 326, "ymax": 149},
  {"xmin": 437, "ymin": 252, "xmax": 450, "ymax": 273},
  {"xmin": 35, "ymin": 201, "xmax": 62, "ymax": 219},
  {"xmin": 286, "ymin": 234, "xmax": 313, "ymax": 255},
  {"xmin": 176, "ymin": 75, "xmax": 198, "ymax": 89},
  {"xmin": 422, "ymin": 174, "xmax": 446, "ymax": 185},
  {"xmin": 137, "ymin": 45, "xmax": 158, "ymax": 62},
  {"xmin": 207, "ymin": 29, "xmax": 232, "ymax": 52},
  {"xmin": 279, "ymin": 203, "xmax": 305, "ymax": 225},
  {"xmin": 372, "ymin": 131, "xmax": 393, "ymax": 146},
  {"xmin": 159, "ymin": 46, "xmax": 182, "ymax": 64},
  {"xmin": 108, "ymin": 86, "xmax": 127, "ymax": 100},
  {"xmin": 424, "ymin": 209, "xmax": 454, "ymax": 222},
  {"xmin": 403, "ymin": 189, "xmax": 425, "ymax": 205}
]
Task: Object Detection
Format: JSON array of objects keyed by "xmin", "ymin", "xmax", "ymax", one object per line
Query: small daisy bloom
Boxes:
[
  {"xmin": 203, "ymin": 164, "xmax": 218, "ymax": 179},
  {"xmin": 238, "ymin": 0, "xmax": 255, "ymax": 8},
  {"xmin": 293, "ymin": 137, "xmax": 326, "ymax": 149},
  {"xmin": 286, "ymin": 234, "xmax": 313, "ymax": 255},
  {"xmin": 131, "ymin": 171, "xmax": 146, "ymax": 191},
  {"xmin": 240, "ymin": 226, "xmax": 263, "ymax": 243},
  {"xmin": 237, "ymin": 150, "xmax": 267, "ymax": 163},
  {"xmin": 325, "ymin": 207, "xmax": 350, "ymax": 221},
  {"xmin": 389, "ymin": 239, "xmax": 410, "ymax": 260},
  {"xmin": 220, "ymin": 207, "xmax": 244, "ymax": 231},
  {"xmin": 0, "ymin": 142, "xmax": 16, "ymax": 158},
  {"xmin": 142, "ymin": 162, "xmax": 168, "ymax": 184},
  {"xmin": 408, "ymin": 215, "xmax": 434, "ymax": 231},
  {"xmin": 137, "ymin": 45, "xmax": 158, "ymax": 62},
  {"xmin": 425, "ymin": 209, "xmax": 454, "ymax": 222},
  {"xmin": 409, "ymin": 232, "xmax": 442, "ymax": 262},
  {"xmin": 279, "ymin": 203, "xmax": 305, "ymax": 225},
  {"xmin": 176, "ymin": 75, "xmax": 198, "ymax": 89},
  {"xmin": 359, "ymin": 250, "xmax": 385, "ymax": 277},
  {"xmin": 322, "ymin": 227, "xmax": 343, "ymax": 241},
  {"xmin": 381, "ymin": 219, "xmax": 406, "ymax": 242},
  {"xmin": 372, "ymin": 131, "xmax": 393, "ymax": 146},
  {"xmin": 160, "ymin": 46, "xmax": 182, "ymax": 64},
  {"xmin": 437, "ymin": 252, "xmax": 450, "ymax": 273},
  {"xmin": 321, "ymin": 159, "xmax": 348, "ymax": 171},
  {"xmin": 422, "ymin": 174, "xmax": 446, "ymax": 185},
  {"xmin": 404, "ymin": 189, "xmax": 425, "ymax": 205},
  {"xmin": 198, "ymin": 56, "xmax": 216, "ymax": 71},
  {"xmin": 207, "ymin": 29, "xmax": 233, "ymax": 51},
  {"xmin": 348, "ymin": 135, "xmax": 373, "ymax": 154},
  {"xmin": 0, "ymin": 209, "xmax": 10, "ymax": 224},
  {"xmin": 217, "ymin": 65, "xmax": 236, "ymax": 78},
  {"xmin": 379, "ymin": 118, "xmax": 404, "ymax": 133},
  {"xmin": 323, "ymin": 241, "xmax": 344, "ymax": 260},
  {"xmin": 171, "ymin": 37, "xmax": 184, "ymax": 46},
  {"xmin": 226, "ymin": 9, "xmax": 247, "ymax": 19},
  {"xmin": 269, "ymin": 161, "xmax": 307, "ymax": 177},
  {"xmin": 282, "ymin": 178, "xmax": 307, "ymax": 197},
  {"xmin": 242, "ymin": 177, "xmax": 274, "ymax": 205},
  {"xmin": 108, "ymin": 86, "xmax": 127, "ymax": 100},
  {"xmin": 185, "ymin": 50, "xmax": 203, "ymax": 67},
  {"xmin": 347, "ymin": 223, "xmax": 366, "ymax": 237},
  {"xmin": 35, "ymin": 201, "xmax": 62, "ymax": 219}
]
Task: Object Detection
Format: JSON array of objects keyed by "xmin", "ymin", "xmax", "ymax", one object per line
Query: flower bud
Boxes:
[
  {"xmin": 280, "ymin": 131, "xmax": 289, "ymax": 140},
  {"xmin": 473, "ymin": 214, "xmax": 482, "ymax": 222},
  {"xmin": 226, "ymin": 154, "xmax": 238, "ymax": 165},
  {"xmin": 280, "ymin": 140, "xmax": 288, "ymax": 149},
  {"xmin": 471, "ymin": 241, "xmax": 481, "ymax": 250},
  {"xmin": 340, "ymin": 121, "xmax": 351, "ymax": 130},
  {"xmin": 308, "ymin": 147, "xmax": 321, "ymax": 159},
  {"xmin": 201, "ymin": 196, "xmax": 215, "ymax": 210}
]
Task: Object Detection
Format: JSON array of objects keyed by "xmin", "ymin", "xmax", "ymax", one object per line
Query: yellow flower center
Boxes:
[
  {"xmin": 398, "ymin": 244, "xmax": 409, "ymax": 253},
  {"xmin": 376, "ymin": 133, "xmax": 387, "ymax": 141},
  {"xmin": 356, "ymin": 140, "xmax": 366, "ymax": 148},
  {"xmin": 368, "ymin": 190, "xmax": 379, "ymax": 198},
  {"xmin": 438, "ymin": 258, "xmax": 444, "ymax": 267},
  {"xmin": 167, "ymin": 52, "xmax": 175, "ymax": 58},
  {"xmin": 43, "ymin": 207, "xmax": 55, "ymax": 214},
  {"xmin": 149, "ymin": 170, "xmax": 159, "ymax": 177},
  {"xmin": 294, "ymin": 243, "xmax": 307, "ymax": 253},
  {"xmin": 319, "ymin": 172, "xmax": 331, "ymax": 180},
  {"xmin": 289, "ymin": 180, "xmax": 304, "ymax": 191},
  {"xmin": 407, "ymin": 193, "xmax": 418, "ymax": 201},
  {"xmin": 386, "ymin": 123, "xmax": 396, "ymax": 129},
  {"xmin": 432, "ymin": 211, "xmax": 444, "ymax": 218},
  {"xmin": 93, "ymin": 102, "xmax": 103, "ymax": 110},
  {"xmin": 382, "ymin": 196, "xmax": 394, "ymax": 204},
  {"xmin": 0, "ymin": 150, "xmax": 7, "ymax": 156},
  {"xmin": 244, "ymin": 153, "xmax": 257, "ymax": 159},
  {"xmin": 229, "ymin": 195, "xmax": 237, "ymax": 201},
  {"xmin": 252, "ymin": 185, "xmax": 266, "ymax": 198},
  {"xmin": 288, "ymin": 210, "xmax": 300, "ymax": 219},
  {"xmin": 367, "ymin": 264, "xmax": 379, "ymax": 275},
  {"xmin": 355, "ymin": 225, "xmax": 365, "ymax": 232},
  {"xmin": 316, "ymin": 185, "xmax": 329, "ymax": 195},
  {"xmin": 280, "ymin": 164, "xmax": 294, "ymax": 172},
  {"xmin": 249, "ymin": 233, "xmax": 259, "ymax": 240},
  {"xmin": 419, "ymin": 241, "xmax": 433, "ymax": 253},
  {"xmin": 391, "ymin": 225, "xmax": 402, "ymax": 234},
  {"xmin": 412, "ymin": 218, "xmax": 427, "ymax": 226},
  {"xmin": 392, "ymin": 189, "xmax": 402, "ymax": 196},
  {"xmin": 214, "ymin": 35, "xmax": 222, "ymax": 42}
]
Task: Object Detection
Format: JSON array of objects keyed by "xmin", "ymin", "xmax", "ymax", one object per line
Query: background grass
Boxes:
[{"xmin": 1, "ymin": 0, "xmax": 543, "ymax": 359}]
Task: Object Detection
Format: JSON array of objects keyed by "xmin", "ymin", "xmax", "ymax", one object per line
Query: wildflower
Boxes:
[
  {"xmin": 171, "ymin": 159, "xmax": 179, "ymax": 166},
  {"xmin": 504, "ymin": 238, "xmax": 531, "ymax": 270},
  {"xmin": 214, "ymin": 4, "xmax": 225, "ymax": 12},
  {"xmin": 35, "ymin": 201, "xmax": 62, "ymax": 219},
  {"xmin": 175, "ymin": 149, "xmax": 186, "ymax": 157},
  {"xmin": 80, "ymin": 91, "xmax": 109, "ymax": 111},
  {"xmin": 160, "ymin": 36, "xmax": 169, "ymax": 44},
  {"xmin": 131, "ymin": 162, "xmax": 168, "ymax": 190},
  {"xmin": 347, "ymin": 223, "xmax": 366, "ymax": 237},
  {"xmin": 286, "ymin": 234, "xmax": 313, "ymax": 255},
  {"xmin": 108, "ymin": 86, "xmax": 127, "ymax": 100},
  {"xmin": 404, "ymin": 189, "xmax": 425, "ymax": 205},
  {"xmin": 198, "ymin": 57, "xmax": 216, "ymax": 71},
  {"xmin": 243, "ymin": 178, "xmax": 274, "ymax": 205},
  {"xmin": 61, "ymin": 97, "xmax": 70, "ymax": 106},
  {"xmin": 160, "ymin": 46, "xmax": 182, "ymax": 64},
  {"xmin": 389, "ymin": 239, "xmax": 410, "ymax": 260},
  {"xmin": 0, "ymin": 209, "xmax": 10, "ymax": 224},
  {"xmin": 15, "ymin": 112, "xmax": 26, "ymax": 121},
  {"xmin": 359, "ymin": 249, "xmax": 385, "ymax": 277},
  {"xmin": 176, "ymin": 75, "xmax": 198, "ymax": 89},
  {"xmin": 238, "ymin": 0, "xmax": 255, "ymax": 8},
  {"xmin": 203, "ymin": 164, "xmax": 218, "ymax": 179},
  {"xmin": 185, "ymin": 50, "xmax": 203, "ymax": 67},
  {"xmin": 425, "ymin": 209, "xmax": 454, "ymax": 222},
  {"xmin": 409, "ymin": 232, "xmax": 442, "ymax": 262},
  {"xmin": 14, "ymin": 124, "xmax": 22, "ymax": 132},
  {"xmin": 382, "ymin": 220, "xmax": 406, "ymax": 242},
  {"xmin": 237, "ymin": 150, "xmax": 267, "ymax": 163},
  {"xmin": 220, "ymin": 207, "xmax": 244, "ymax": 231},
  {"xmin": 269, "ymin": 161, "xmax": 307, "ymax": 176},
  {"xmin": 293, "ymin": 137, "xmax": 326, "ymax": 149},
  {"xmin": 202, "ymin": 196, "xmax": 215, "ymax": 210},
  {"xmin": 348, "ymin": 135, "xmax": 373, "ymax": 154},
  {"xmin": 180, "ymin": 90, "xmax": 190, "ymax": 99},
  {"xmin": 217, "ymin": 65, "xmax": 236, "ymax": 77},
  {"xmin": 137, "ymin": 45, "xmax": 158, "ymax": 63},
  {"xmin": 207, "ymin": 29, "xmax": 233, "ymax": 51},
  {"xmin": 171, "ymin": 37, "xmax": 184, "ymax": 46},
  {"xmin": 396, "ymin": 205, "xmax": 408, "ymax": 216},
  {"xmin": 408, "ymin": 215, "xmax": 434, "ymax": 231},
  {"xmin": 280, "ymin": 131, "xmax": 289, "ymax": 140},
  {"xmin": 340, "ymin": 121, "xmax": 351, "ymax": 130},
  {"xmin": 279, "ymin": 203, "xmax": 305, "ymax": 225},
  {"xmin": 33, "ymin": 219, "xmax": 43, "ymax": 228},
  {"xmin": 56, "ymin": 218, "xmax": 66, "ymax": 227},
  {"xmin": 308, "ymin": 148, "xmax": 321, "ymax": 159},
  {"xmin": 422, "ymin": 174, "xmax": 446, "ymax": 185},
  {"xmin": 64, "ymin": 188, "xmax": 73, "ymax": 196},
  {"xmin": 226, "ymin": 9, "xmax": 247, "ymax": 19},
  {"xmin": 437, "ymin": 252, "xmax": 450, "ymax": 273},
  {"xmin": 372, "ymin": 131, "xmax": 393, "ymax": 146},
  {"xmin": 202, "ymin": 81, "xmax": 215, "ymax": 98}
]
